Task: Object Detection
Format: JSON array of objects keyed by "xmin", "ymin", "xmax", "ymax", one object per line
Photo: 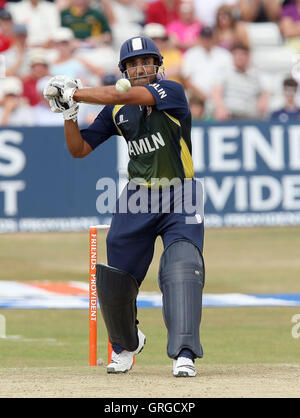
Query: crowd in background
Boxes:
[{"xmin": 1, "ymin": 0, "xmax": 300, "ymax": 126}]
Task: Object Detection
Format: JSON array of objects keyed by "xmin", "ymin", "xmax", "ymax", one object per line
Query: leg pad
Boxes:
[
  {"xmin": 96, "ymin": 264, "xmax": 139, "ymax": 351},
  {"xmin": 159, "ymin": 240, "xmax": 205, "ymax": 359}
]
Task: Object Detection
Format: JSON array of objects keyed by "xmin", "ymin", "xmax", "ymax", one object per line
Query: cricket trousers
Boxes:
[{"xmin": 106, "ymin": 179, "xmax": 204, "ymax": 285}]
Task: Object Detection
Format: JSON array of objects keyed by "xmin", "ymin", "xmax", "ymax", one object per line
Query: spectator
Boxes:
[
  {"xmin": 22, "ymin": 49, "xmax": 50, "ymax": 106},
  {"xmin": 0, "ymin": 9, "xmax": 13, "ymax": 52},
  {"xmin": 146, "ymin": 0, "xmax": 180, "ymax": 27},
  {"xmin": 8, "ymin": 0, "xmax": 60, "ymax": 47},
  {"xmin": 280, "ymin": 0, "xmax": 300, "ymax": 51},
  {"xmin": 143, "ymin": 23, "xmax": 183, "ymax": 83},
  {"xmin": 166, "ymin": 0, "xmax": 202, "ymax": 52},
  {"xmin": 0, "ymin": 17, "xmax": 29, "ymax": 77},
  {"xmin": 0, "ymin": 11, "xmax": 32, "ymax": 77},
  {"xmin": 189, "ymin": 95, "xmax": 214, "ymax": 122},
  {"xmin": 49, "ymin": 27, "xmax": 104, "ymax": 86},
  {"xmin": 271, "ymin": 77, "xmax": 300, "ymax": 122},
  {"xmin": 238, "ymin": 0, "xmax": 282, "ymax": 22},
  {"xmin": 212, "ymin": 42, "xmax": 269, "ymax": 120},
  {"xmin": 193, "ymin": 0, "xmax": 238, "ymax": 28},
  {"xmin": 61, "ymin": 0, "xmax": 112, "ymax": 47},
  {"xmin": 181, "ymin": 26, "xmax": 233, "ymax": 109},
  {"xmin": 0, "ymin": 76, "xmax": 34, "ymax": 126},
  {"xmin": 104, "ymin": 0, "xmax": 145, "ymax": 49},
  {"xmin": 107, "ymin": 0, "xmax": 145, "ymax": 27},
  {"xmin": 214, "ymin": 4, "xmax": 249, "ymax": 51}
]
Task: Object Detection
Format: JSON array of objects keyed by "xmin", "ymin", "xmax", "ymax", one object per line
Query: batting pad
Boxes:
[
  {"xmin": 159, "ymin": 240, "xmax": 205, "ymax": 359},
  {"xmin": 96, "ymin": 264, "xmax": 139, "ymax": 351}
]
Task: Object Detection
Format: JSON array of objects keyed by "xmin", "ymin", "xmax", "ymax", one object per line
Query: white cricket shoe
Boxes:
[
  {"xmin": 173, "ymin": 357, "xmax": 196, "ymax": 377},
  {"xmin": 107, "ymin": 329, "xmax": 146, "ymax": 374}
]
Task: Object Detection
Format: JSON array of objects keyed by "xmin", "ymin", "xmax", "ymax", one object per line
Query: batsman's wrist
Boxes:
[{"xmin": 73, "ymin": 89, "xmax": 80, "ymax": 102}]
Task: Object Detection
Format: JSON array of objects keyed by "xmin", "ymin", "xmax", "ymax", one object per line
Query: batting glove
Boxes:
[
  {"xmin": 49, "ymin": 97, "xmax": 67, "ymax": 113},
  {"xmin": 43, "ymin": 75, "xmax": 82, "ymax": 122},
  {"xmin": 44, "ymin": 75, "xmax": 82, "ymax": 102},
  {"xmin": 62, "ymin": 103, "xmax": 80, "ymax": 123}
]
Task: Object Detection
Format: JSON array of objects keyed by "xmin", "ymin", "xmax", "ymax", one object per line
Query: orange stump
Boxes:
[
  {"xmin": 89, "ymin": 227, "xmax": 98, "ymax": 366},
  {"xmin": 89, "ymin": 225, "xmax": 134, "ymax": 366}
]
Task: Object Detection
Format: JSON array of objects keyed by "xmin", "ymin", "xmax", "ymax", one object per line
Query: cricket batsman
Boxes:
[{"xmin": 44, "ymin": 36, "xmax": 205, "ymax": 377}]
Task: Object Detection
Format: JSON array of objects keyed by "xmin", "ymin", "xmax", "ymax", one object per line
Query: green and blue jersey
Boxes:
[{"xmin": 81, "ymin": 80, "xmax": 194, "ymax": 186}]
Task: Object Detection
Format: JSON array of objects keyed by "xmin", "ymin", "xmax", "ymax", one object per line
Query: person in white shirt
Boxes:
[
  {"xmin": 0, "ymin": 77, "xmax": 34, "ymax": 126},
  {"xmin": 192, "ymin": 0, "xmax": 238, "ymax": 27},
  {"xmin": 181, "ymin": 26, "xmax": 233, "ymax": 111},
  {"xmin": 8, "ymin": 0, "xmax": 60, "ymax": 47},
  {"xmin": 212, "ymin": 42, "xmax": 269, "ymax": 120}
]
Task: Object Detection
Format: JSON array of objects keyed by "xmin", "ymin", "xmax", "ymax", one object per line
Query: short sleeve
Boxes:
[
  {"xmin": 144, "ymin": 79, "xmax": 189, "ymax": 120},
  {"xmin": 80, "ymin": 105, "xmax": 118, "ymax": 150}
]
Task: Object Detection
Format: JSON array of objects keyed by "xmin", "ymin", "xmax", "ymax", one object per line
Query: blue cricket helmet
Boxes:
[{"xmin": 118, "ymin": 36, "xmax": 163, "ymax": 73}]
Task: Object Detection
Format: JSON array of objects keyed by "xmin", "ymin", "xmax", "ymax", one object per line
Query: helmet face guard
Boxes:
[
  {"xmin": 119, "ymin": 37, "xmax": 164, "ymax": 82},
  {"xmin": 123, "ymin": 61, "xmax": 163, "ymax": 84}
]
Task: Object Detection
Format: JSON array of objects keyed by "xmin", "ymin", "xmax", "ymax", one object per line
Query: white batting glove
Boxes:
[
  {"xmin": 43, "ymin": 75, "xmax": 82, "ymax": 106},
  {"xmin": 63, "ymin": 103, "xmax": 80, "ymax": 122},
  {"xmin": 49, "ymin": 97, "xmax": 66, "ymax": 113},
  {"xmin": 61, "ymin": 78, "xmax": 83, "ymax": 107},
  {"xmin": 43, "ymin": 75, "xmax": 82, "ymax": 122}
]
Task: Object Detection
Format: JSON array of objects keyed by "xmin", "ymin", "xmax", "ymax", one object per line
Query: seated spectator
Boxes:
[
  {"xmin": 166, "ymin": 0, "xmax": 202, "ymax": 52},
  {"xmin": 271, "ymin": 77, "xmax": 300, "ymax": 122},
  {"xmin": 193, "ymin": 0, "xmax": 239, "ymax": 28},
  {"xmin": 104, "ymin": 0, "xmax": 145, "ymax": 49},
  {"xmin": 146, "ymin": 0, "xmax": 180, "ymax": 27},
  {"xmin": 0, "ymin": 15, "xmax": 29, "ymax": 77},
  {"xmin": 280, "ymin": 0, "xmax": 300, "ymax": 52},
  {"xmin": 50, "ymin": 27, "xmax": 104, "ymax": 86},
  {"xmin": 22, "ymin": 49, "xmax": 50, "ymax": 106},
  {"xmin": 181, "ymin": 26, "xmax": 233, "ymax": 109},
  {"xmin": 214, "ymin": 4, "xmax": 249, "ymax": 51},
  {"xmin": 238, "ymin": 0, "xmax": 282, "ymax": 22},
  {"xmin": 107, "ymin": 0, "xmax": 145, "ymax": 27},
  {"xmin": 143, "ymin": 23, "xmax": 183, "ymax": 83},
  {"xmin": 61, "ymin": 0, "xmax": 112, "ymax": 47},
  {"xmin": 189, "ymin": 95, "xmax": 214, "ymax": 122},
  {"xmin": 0, "ymin": 76, "xmax": 34, "ymax": 126},
  {"xmin": 212, "ymin": 42, "xmax": 269, "ymax": 120},
  {"xmin": 8, "ymin": 0, "xmax": 60, "ymax": 47},
  {"xmin": 0, "ymin": 9, "xmax": 13, "ymax": 52}
]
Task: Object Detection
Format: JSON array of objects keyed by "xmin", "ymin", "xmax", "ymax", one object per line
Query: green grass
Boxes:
[
  {"xmin": 1, "ymin": 307, "xmax": 299, "ymax": 367},
  {"xmin": 0, "ymin": 227, "xmax": 300, "ymax": 368}
]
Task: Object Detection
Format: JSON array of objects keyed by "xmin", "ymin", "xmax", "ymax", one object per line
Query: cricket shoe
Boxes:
[
  {"xmin": 107, "ymin": 329, "xmax": 146, "ymax": 374},
  {"xmin": 173, "ymin": 357, "xmax": 196, "ymax": 377}
]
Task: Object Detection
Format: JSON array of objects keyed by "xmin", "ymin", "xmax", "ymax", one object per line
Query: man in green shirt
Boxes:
[{"xmin": 61, "ymin": 0, "xmax": 112, "ymax": 46}]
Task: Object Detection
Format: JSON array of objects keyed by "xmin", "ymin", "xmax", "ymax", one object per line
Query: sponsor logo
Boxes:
[
  {"xmin": 128, "ymin": 132, "xmax": 165, "ymax": 156},
  {"xmin": 149, "ymin": 83, "xmax": 167, "ymax": 99}
]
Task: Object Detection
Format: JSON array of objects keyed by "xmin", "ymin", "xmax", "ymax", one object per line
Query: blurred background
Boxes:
[
  {"xmin": 0, "ymin": 2, "xmax": 299, "ymax": 390},
  {"xmin": 1, "ymin": 0, "xmax": 300, "ymax": 125}
]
